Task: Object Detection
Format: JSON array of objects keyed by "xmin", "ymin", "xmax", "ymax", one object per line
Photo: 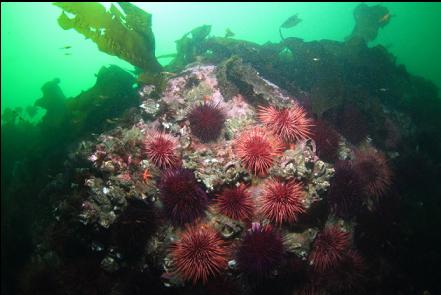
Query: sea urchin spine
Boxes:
[
  {"xmin": 159, "ymin": 168, "xmax": 208, "ymax": 225},
  {"xmin": 171, "ymin": 224, "xmax": 227, "ymax": 284},
  {"xmin": 354, "ymin": 148, "xmax": 392, "ymax": 198},
  {"xmin": 234, "ymin": 127, "xmax": 283, "ymax": 176},
  {"xmin": 143, "ymin": 131, "xmax": 179, "ymax": 169},
  {"xmin": 258, "ymin": 104, "xmax": 313, "ymax": 143},
  {"xmin": 327, "ymin": 160, "xmax": 363, "ymax": 219},
  {"xmin": 308, "ymin": 225, "xmax": 350, "ymax": 273},
  {"xmin": 237, "ymin": 222, "xmax": 284, "ymax": 278},
  {"xmin": 260, "ymin": 179, "xmax": 305, "ymax": 225},
  {"xmin": 188, "ymin": 102, "xmax": 226, "ymax": 142},
  {"xmin": 215, "ymin": 184, "xmax": 254, "ymax": 221},
  {"xmin": 311, "ymin": 120, "xmax": 340, "ymax": 163}
]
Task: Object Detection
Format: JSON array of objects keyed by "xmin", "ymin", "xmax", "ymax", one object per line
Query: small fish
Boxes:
[
  {"xmin": 379, "ymin": 88, "xmax": 389, "ymax": 92},
  {"xmin": 224, "ymin": 28, "xmax": 235, "ymax": 38},
  {"xmin": 142, "ymin": 169, "xmax": 152, "ymax": 182},
  {"xmin": 105, "ymin": 118, "xmax": 118, "ymax": 124},
  {"xmin": 64, "ymin": 52, "xmax": 71, "ymax": 56},
  {"xmin": 378, "ymin": 13, "xmax": 391, "ymax": 24},
  {"xmin": 157, "ymin": 53, "xmax": 177, "ymax": 59},
  {"xmin": 280, "ymin": 13, "xmax": 302, "ymax": 29},
  {"xmin": 312, "ymin": 57, "xmax": 320, "ymax": 62},
  {"xmin": 60, "ymin": 46, "xmax": 72, "ymax": 49}
]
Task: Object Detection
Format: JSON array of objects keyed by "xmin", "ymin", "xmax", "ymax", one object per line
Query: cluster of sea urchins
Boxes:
[
  {"xmin": 326, "ymin": 147, "xmax": 393, "ymax": 220},
  {"xmin": 143, "ymin": 82, "xmax": 393, "ymax": 289}
]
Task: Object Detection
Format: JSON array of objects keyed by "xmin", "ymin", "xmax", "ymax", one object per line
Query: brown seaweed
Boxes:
[{"xmin": 54, "ymin": 2, "xmax": 162, "ymax": 72}]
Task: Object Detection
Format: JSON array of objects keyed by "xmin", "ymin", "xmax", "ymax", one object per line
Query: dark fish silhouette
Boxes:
[
  {"xmin": 64, "ymin": 52, "xmax": 72, "ymax": 56},
  {"xmin": 224, "ymin": 28, "xmax": 235, "ymax": 38},
  {"xmin": 280, "ymin": 14, "xmax": 302, "ymax": 29},
  {"xmin": 279, "ymin": 14, "xmax": 302, "ymax": 41},
  {"xmin": 191, "ymin": 25, "xmax": 211, "ymax": 41},
  {"xmin": 60, "ymin": 46, "xmax": 72, "ymax": 49}
]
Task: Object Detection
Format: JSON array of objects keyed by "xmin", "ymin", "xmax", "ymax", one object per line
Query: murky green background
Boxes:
[{"xmin": 2, "ymin": 2, "xmax": 440, "ymax": 113}]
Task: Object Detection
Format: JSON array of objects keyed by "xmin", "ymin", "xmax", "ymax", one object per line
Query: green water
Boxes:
[{"xmin": 1, "ymin": 2, "xmax": 440, "ymax": 114}]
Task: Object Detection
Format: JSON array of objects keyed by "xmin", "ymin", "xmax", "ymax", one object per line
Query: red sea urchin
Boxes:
[
  {"xmin": 308, "ymin": 226, "xmax": 350, "ymax": 273},
  {"xmin": 260, "ymin": 179, "xmax": 305, "ymax": 225},
  {"xmin": 234, "ymin": 127, "xmax": 283, "ymax": 176},
  {"xmin": 215, "ymin": 184, "xmax": 254, "ymax": 221},
  {"xmin": 171, "ymin": 224, "xmax": 227, "ymax": 284},
  {"xmin": 143, "ymin": 131, "xmax": 179, "ymax": 169},
  {"xmin": 237, "ymin": 222, "xmax": 284, "ymax": 278},
  {"xmin": 188, "ymin": 102, "xmax": 226, "ymax": 142},
  {"xmin": 159, "ymin": 168, "xmax": 208, "ymax": 225},
  {"xmin": 257, "ymin": 104, "xmax": 313, "ymax": 143},
  {"xmin": 353, "ymin": 148, "xmax": 392, "ymax": 198}
]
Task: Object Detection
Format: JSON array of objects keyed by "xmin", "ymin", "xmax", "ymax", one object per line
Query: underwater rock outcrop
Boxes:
[
  {"xmin": 5, "ymin": 3, "xmax": 441, "ymax": 295},
  {"xmin": 22, "ymin": 62, "xmax": 381, "ymax": 294}
]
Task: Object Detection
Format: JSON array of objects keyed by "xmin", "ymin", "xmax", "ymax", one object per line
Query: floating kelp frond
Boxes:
[
  {"xmin": 54, "ymin": 2, "xmax": 162, "ymax": 72},
  {"xmin": 280, "ymin": 13, "xmax": 302, "ymax": 29},
  {"xmin": 347, "ymin": 3, "xmax": 391, "ymax": 43}
]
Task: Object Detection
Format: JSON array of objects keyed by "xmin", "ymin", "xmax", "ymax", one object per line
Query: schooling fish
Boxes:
[{"xmin": 280, "ymin": 14, "xmax": 302, "ymax": 29}]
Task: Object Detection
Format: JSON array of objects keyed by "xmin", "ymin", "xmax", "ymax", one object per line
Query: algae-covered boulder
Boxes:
[{"xmin": 54, "ymin": 2, "xmax": 162, "ymax": 72}]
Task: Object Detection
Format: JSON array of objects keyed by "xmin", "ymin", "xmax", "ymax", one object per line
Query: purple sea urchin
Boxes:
[
  {"xmin": 309, "ymin": 226, "xmax": 350, "ymax": 273},
  {"xmin": 327, "ymin": 160, "xmax": 363, "ymax": 219},
  {"xmin": 311, "ymin": 120, "xmax": 340, "ymax": 163},
  {"xmin": 188, "ymin": 102, "xmax": 226, "ymax": 142},
  {"xmin": 336, "ymin": 104, "xmax": 369, "ymax": 145},
  {"xmin": 354, "ymin": 148, "xmax": 392, "ymax": 198},
  {"xmin": 237, "ymin": 222, "xmax": 284, "ymax": 278},
  {"xmin": 159, "ymin": 168, "xmax": 208, "ymax": 225}
]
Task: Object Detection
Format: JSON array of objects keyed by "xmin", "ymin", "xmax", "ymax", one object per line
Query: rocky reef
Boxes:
[
  {"xmin": 3, "ymin": 3, "xmax": 441, "ymax": 295},
  {"xmin": 14, "ymin": 59, "xmax": 415, "ymax": 294}
]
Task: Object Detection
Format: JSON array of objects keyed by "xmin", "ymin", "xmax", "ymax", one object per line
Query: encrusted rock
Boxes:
[{"xmin": 283, "ymin": 228, "xmax": 318, "ymax": 259}]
